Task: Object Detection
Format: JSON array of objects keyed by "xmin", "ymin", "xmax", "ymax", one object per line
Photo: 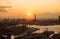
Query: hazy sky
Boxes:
[{"xmin": 0, "ymin": 0, "xmax": 60, "ymax": 19}]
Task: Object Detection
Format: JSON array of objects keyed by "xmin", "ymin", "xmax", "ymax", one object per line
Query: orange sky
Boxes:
[{"xmin": 0, "ymin": 0, "xmax": 60, "ymax": 19}]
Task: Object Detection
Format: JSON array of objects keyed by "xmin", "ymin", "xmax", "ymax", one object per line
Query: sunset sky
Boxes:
[{"xmin": 0, "ymin": 0, "xmax": 60, "ymax": 20}]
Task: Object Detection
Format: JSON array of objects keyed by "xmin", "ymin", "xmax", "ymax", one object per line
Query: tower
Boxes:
[
  {"xmin": 59, "ymin": 16, "xmax": 60, "ymax": 20},
  {"xmin": 33, "ymin": 14, "xmax": 37, "ymax": 22},
  {"xmin": 34, "ymin": 14, "xmax": 36, "ymax": 21}
]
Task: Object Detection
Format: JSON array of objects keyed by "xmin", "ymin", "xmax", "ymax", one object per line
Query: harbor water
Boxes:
[
  {"xmin": 27, "ymin": 25, "xmax": 60, "ymax": 34},
  {"xmin": 11, "ymin": 25, "xmax": 60, "ymax": 39}
]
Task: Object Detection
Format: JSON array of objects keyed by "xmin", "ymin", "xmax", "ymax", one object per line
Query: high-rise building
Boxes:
[
  {"xmin": 33, "ymin": 14, "xmax": 37, "ymax": 22},
  {"xmin": 34, "ymin": 14, "xmax": 36, "ymax": 21},
  {"xmin": 58, "ymin": 16, "xmax": 60, "ymax": 20}
]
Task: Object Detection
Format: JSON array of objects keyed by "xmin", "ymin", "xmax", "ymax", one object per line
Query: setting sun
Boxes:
[
  {"xmin": 0, "ymin": 0, "xmax": 60, "ymax": 20},
  {"xmin": 27, "ymin": 13, "xmax": 32, "ymax": 16},
  {"xmin": 26, "ymin": 9, "xmax": 33, "ymax": 16},
  {"xmin": 25, "ymin": 12, "xmax": 33, "ymax": 20}
]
